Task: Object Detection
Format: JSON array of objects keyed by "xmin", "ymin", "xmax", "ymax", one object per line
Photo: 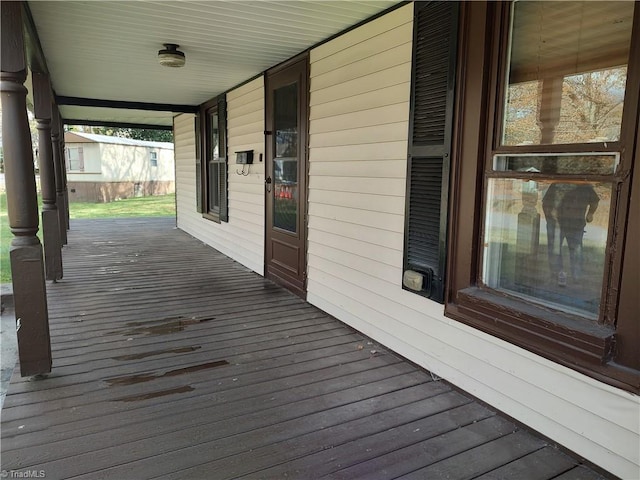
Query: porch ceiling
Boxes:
[{"xmin": 27, "ymin": 0, "xmax": 400, "ymax": 128}]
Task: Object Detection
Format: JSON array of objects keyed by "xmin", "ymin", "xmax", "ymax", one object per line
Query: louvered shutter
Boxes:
[
  {"xmin": 404, "ymin": 1, "xmax": 459, "ymax": 303},
  {"xmin": 195, "ymin": 114, "xmax": 204, "ymax": 213},
  {"xmin": 218, "ymin": 96, "xmax": 228, "ymax": 222}
]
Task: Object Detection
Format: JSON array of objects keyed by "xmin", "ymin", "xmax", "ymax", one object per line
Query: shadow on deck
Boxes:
[{"xmin": 1, "ymin": 217, "xmax": 607, "ymax": 479}]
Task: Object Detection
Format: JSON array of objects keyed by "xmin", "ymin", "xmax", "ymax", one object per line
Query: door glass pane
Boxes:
[
  {"xmin": 502, "ymin": 1, "xmax": 634, "ymax": 145},
  {"xmin": 273, "ymin": 83, "xmax": 298, "ymax": 233},
  {"xmin": 482, "ymin": 177, "xmax": 611, "ymax": 319}
]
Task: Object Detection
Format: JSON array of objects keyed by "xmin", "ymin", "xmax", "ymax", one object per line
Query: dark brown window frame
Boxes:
[
  {"xmin": 198, "ymin": 95, "xmax": 228, "ymax": 223},
  {"xmin": 445, "ymin": 1, "xmax": 640, "ymax": 393}
]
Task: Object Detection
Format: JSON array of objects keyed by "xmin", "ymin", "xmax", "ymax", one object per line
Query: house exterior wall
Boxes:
[
  {"xmin": 66, "ymin": 141, "xmax": 175, "ymax": 202},
  {"xmin": 66, "ymin": 143, "xmax": 174, "ymax": 182},
  {"xmin": 98, "ymin": 144, "xmax": 173, "ymax": 183},
  {"xmin": 175, "ymin": 77, "xmax": 265, "ymax": 274},
  {"xmin": 174, "ymin": 4, "xmax": 639, "ymax": 477}
]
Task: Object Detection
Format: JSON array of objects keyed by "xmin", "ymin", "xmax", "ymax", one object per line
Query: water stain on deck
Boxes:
[
  {"xmin": 114, "ymin": 385, "xmax": 195, "ymax": 402},
  {"xmin": 107, "ymin": 316, "xmax": 215, "ymax": 336},
  {"xmin": 113, "ymin": 346, "xmax": 201, "ymax": 361},
  {"xmin": 105, "ymin": 360, "xmax": 229, "ymax": 386}
]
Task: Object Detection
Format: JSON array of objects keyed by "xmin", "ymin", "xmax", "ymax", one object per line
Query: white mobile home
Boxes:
[{"xmin": 64, "ymin": 131, "xmax": 174, "ymax": 202}]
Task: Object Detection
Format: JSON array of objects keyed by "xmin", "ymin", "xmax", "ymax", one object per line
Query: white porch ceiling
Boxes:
[{"xmin": 27, "ymin": 1, "xmax": 400, "ymax": 128}]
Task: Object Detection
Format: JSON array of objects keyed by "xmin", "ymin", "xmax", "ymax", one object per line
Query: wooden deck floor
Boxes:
[{"xmin": 1, "ymin": 217, "xmax": 608, "ymax": 480}]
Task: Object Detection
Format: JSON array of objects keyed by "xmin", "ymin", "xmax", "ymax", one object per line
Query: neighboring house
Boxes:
[
  {"xmin": 3, "ymin": 2, "xmax": 639, "ymax": 478},
  {"xmin": 63, "ymin": 131, "xmax": 174, "ymax": 202}
]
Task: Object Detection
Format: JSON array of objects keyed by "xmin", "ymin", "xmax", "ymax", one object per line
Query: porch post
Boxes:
[
  {"xmin": 33, "ymin": 72, "xmax": 63, "ymax": 281},
  {"xmin": 1, "ymin": 1, "xmax": 52, "ymax": 376},
  {"xmin": 538, "ymin": 77, "xmax": 563, "ymax": 144},
  {"xmin": 51, "ymin": 110, "xmax": 68, "ymax": 244}
]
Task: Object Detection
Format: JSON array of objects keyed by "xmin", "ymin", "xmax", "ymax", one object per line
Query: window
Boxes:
[
  {"xmin": 149, "ymin": 151, "xmax": 158, "ymax": 167},
  {"xmin": 66, "ymin": 146, "xmax": 84, "ymax": 172},
  {"xmin": 196, "ymin": 95, "xmax": 228, "ymax": 222},
  {"xmin": 444, "ymin": 1, "xmax": 639, "ymax": 392}
]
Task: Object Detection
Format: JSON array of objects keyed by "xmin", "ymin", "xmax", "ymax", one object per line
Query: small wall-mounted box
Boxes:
[{"xmin": 236, "ymin": 150, "xmax": 254, "ymax": 164}]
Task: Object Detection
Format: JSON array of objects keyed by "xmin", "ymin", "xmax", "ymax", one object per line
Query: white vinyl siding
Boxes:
[
  {"xmin": 306, "ymin": 4, "xmax": 639, "ymax": 479},
  {"xmin": 174, "ymin": 77, "xmax": 265, "ymax": 274}
]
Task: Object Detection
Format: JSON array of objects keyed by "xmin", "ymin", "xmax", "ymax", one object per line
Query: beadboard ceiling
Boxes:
[{"xmin": 27, "ymin": 1, "xmax": 400, "ymax": 128}]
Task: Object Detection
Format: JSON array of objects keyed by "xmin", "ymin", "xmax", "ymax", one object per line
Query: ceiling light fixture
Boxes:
[{"xmin": 158, "ymin": 43, "xmax": 185, "ymax": 68}]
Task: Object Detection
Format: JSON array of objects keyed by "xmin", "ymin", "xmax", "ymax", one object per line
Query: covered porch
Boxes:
[
  {"xmin": 2, "ymin": 1, "xmax": 638, "ymax": 478},
  {"xmin": 0, "ymin": 217, "xmax": 604, "ymax": 479}
]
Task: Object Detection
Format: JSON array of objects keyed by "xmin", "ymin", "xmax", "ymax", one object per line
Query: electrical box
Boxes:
[{"xmin": 236, "ymin": 150, "xmax": 254, "ymax": 164}]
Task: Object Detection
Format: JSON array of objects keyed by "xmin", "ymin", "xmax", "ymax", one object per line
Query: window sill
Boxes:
[
  {"xmin": 449, "ymin": 286, "xmax": 615, "ymax": 364},
  {"xmin": 202, "ymin": 212, "xmax": 220, "ymax": 223},
  {"xmin": 446, "ymin": 287, "xmax": 639, "ymax": 393}
]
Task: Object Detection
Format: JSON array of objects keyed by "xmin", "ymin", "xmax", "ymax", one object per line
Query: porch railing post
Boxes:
[
  {"xmin": 51, "ymin": 111, "xmax": 68, "ymax": 245},
  {"xmin": 33, "ymin": 72, "xmax": 63, "ymax": 281},
  {"xmin": 1, "ymin": 1, "xmax": 52, "ymax": 376}
]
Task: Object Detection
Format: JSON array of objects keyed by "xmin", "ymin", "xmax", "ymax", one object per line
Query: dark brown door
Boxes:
[{"xmin": 265, "ymin": 56, "xmax": 308, "ymax": 297}]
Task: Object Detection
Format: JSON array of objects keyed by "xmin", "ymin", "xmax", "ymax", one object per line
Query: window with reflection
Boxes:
[
  {"xmin": 502, "ymin": 1, "xmax": 633, "ymax": 146},
  {"xmin": 483, "ymin": 154, "xmax": 616, "ymax": 318},
  {"xmin": 481, "ymin": 1, "xmax": 634, "ymax": 321}
]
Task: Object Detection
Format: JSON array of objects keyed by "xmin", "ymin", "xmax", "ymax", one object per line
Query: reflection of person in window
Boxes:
[{"xmin": 542, "ymin": 184, "xmax": 599, "ymax": 285}]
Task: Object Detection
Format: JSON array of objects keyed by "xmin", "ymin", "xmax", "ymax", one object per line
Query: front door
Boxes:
[{"xmin": 265, "ymin": 56, "xmax": 308, "ymax": 297}]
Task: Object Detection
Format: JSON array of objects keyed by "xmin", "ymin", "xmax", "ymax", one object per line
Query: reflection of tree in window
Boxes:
[
  {"xmin": 557, "ymin": 68, "xmax": 626, "ymax": 144},
  {"xmin": 504, "ymin": 81, "xmax": 539, "ymax": 145},
  {"xmin": 504, "ymin": 68, "xmax": 627, "ymax": 145}
]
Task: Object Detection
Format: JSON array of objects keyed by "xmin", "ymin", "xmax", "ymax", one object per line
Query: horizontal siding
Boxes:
[
  {"xmin": 310, "ymin": 84, "xmax": 410, "ymax": 121},
  {"xmin": 310, "ymin": 176, "xmax": 405, "ymax": 196},
  {"xmin": 308, "ymin": 189, "xmax": 406, "ymax": 215},
  {"xmin": 310, "ymin": 160, "xmax": 405, "ymax": 178},
  {"xmin": 310, "ymin": 63, "xmax": 412, "ymax": 107},
  {"xmin": 311, "ymin": 5, "xmax": 412, "ymax": 62},
  {"xmin": 310, "ymin": 103, "xmax": 409, "ymax": 134},
  {"xmin": 309, "ymin": 216, "xmax": 404, "ymax": 252},
  {"xmin": 306, "ymin": 4, "xmax": 639, "ymax": 480},
  {"xmin": 174, "ymin": 76, "xmax": 265, "ymax": 274},
  {"xmin": 309, "ymin": 141, "xmax": 407, "ymax": 162}
]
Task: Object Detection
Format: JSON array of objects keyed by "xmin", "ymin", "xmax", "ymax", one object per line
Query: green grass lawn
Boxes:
[{"xmin": 0, "ymin": 193, "xmax": 175, "ymax": 283}]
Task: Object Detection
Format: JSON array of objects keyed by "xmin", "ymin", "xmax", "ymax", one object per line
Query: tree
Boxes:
[
  {"xmin": 127, "ymin": 128, "xmax": 173, "ymax": 143},
  {"xmin": 557, "ymin": 68, "xmax": 626, "ymax": 144},
  {"xmin": 68, "ymin": 125, "xmax": 173, "ymax": 143}
]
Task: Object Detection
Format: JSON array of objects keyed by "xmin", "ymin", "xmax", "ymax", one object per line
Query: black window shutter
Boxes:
[
  {"xmin": 404, "ymin": 1, "xmax": 459, "ymax": 303},
  {"xmin": 218, "ymin": 95, "xmax": 228, "ymax": 222},
  {"xmin": 195, "ymin": 114, "xmax": 204, "ymax": 213}
]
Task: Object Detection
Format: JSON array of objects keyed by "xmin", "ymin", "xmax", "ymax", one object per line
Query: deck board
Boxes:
[{"xmin": 0, "ymin": 217, "xmax": 609, "ymax": 479}]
